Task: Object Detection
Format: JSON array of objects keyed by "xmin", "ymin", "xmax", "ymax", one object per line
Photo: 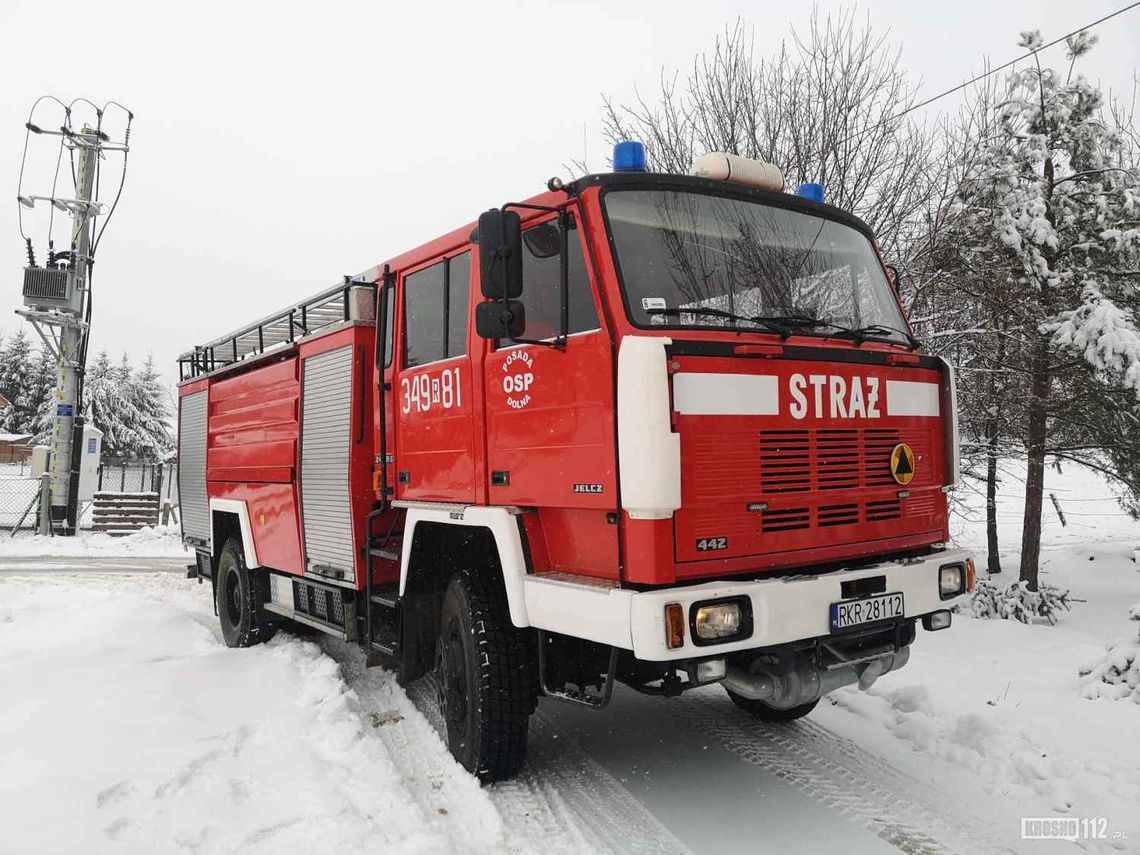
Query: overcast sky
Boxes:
[{"xmin": 0, "ymin": 0, "xmax": 1136, "ymax": 395}]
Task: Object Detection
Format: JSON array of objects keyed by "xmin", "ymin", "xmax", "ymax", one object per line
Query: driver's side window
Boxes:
[{"xmin": 508, "ymin": 220, "xmax": 599, "ymax": 344}]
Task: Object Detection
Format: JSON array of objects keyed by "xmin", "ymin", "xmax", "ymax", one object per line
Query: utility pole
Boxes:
[
  {"xmin": 46, "ymin": 127, "xmax": 98, "ymax": 533},
  {"xmin": 15, "ymin": 102, "xmax": 132, "ymax": 534}
]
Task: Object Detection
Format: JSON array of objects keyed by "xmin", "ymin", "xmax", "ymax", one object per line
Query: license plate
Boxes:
[{"xmin": 830, "ymin": 592, "xmax": 904, "ymax": 632}]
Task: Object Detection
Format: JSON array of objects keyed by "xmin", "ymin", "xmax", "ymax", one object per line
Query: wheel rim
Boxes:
[
  {"xmin": 223, "ymin": 568, "xmax": 242, "ymax": 626},
  {"xmin": 437, "ymin": 620, "xmax": 468, "ymax": 737}
]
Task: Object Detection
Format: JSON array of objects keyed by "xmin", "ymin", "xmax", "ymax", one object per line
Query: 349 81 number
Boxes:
[{"xmin": 401, "ymin": 366, "xmax": 462, "ymax": 414}]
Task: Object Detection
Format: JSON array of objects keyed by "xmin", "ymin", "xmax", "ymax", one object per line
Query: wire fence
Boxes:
[
  {"xmin": 0, "ymin": 465, "xmax": 42, "ymax": 533},
  {"xmin": 0, "ymin": 460, "xmax": 179, "ymax": 534}
]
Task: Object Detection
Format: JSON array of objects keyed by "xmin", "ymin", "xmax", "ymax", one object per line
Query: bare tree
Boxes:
[{"xmin": 599, "ymin": 9, "xmax": 937, "ymax": 260}]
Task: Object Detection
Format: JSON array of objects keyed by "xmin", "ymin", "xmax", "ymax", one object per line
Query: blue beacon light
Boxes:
[
  {"xmin": 613, "ymin": 141, "xmax": 648, "ymax": 173},
  {"xmin": 795, "ymin": 182, "xmax": 825, "ymax": 203}
]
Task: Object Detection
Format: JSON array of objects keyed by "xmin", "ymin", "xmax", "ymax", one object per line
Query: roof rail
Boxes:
[{"xmin": 178, "ymin": 277, "xmax": 376, "ymax": 381}]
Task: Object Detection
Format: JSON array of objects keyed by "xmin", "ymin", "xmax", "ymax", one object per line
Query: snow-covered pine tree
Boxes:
[
  {"xmin": 131, "ymin": 355, "xmax": 174, "ymax": 460},
  {"xmin": 24, "ymin": 347, "xmax": 58, "ymax": 444},
  {"xmin": 0, "ymin": 330, "xmax": 35, "ymax": 434},
  {"xmin": 85, "ymin": 350, "xmax": 144, "ymax": 459},
  {"xmin": 83, "ymin": 352, "xmax": 173, "ymax": 461},
  {"xmin": 952, "ymin": 31, "xmax": 1140, "ymax": 590}
]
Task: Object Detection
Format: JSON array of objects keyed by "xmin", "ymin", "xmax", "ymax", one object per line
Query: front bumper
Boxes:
[{"xmin": 522, "ymin": 547, "xmax": 971, "ymax": 662}]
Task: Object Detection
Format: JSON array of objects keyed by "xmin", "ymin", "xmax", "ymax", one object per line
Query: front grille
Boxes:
[{"xmin": 760, "ymin": 428, "xmax": 900, "ymax": 492}]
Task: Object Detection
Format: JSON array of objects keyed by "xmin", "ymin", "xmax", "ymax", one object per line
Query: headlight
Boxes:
[
  {"xmin": 939, "ymin": 564, "xmax": 965, "ymax": 599},
  {"xmin": 690, "ymin": 597, "xmax": 752, "ymax": 645},
  {"xmin": 695, "ymin": 603, "xmax": 741, "ymax": 640}
]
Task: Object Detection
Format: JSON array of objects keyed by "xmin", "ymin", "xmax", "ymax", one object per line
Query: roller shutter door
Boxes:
[
  {"xmin": 178, "ymin": 390, "xmax": 210, "ymax": 547},
  {"xmin": 300, "ymin": 346, "xmax": 356, "ymax": 581}
]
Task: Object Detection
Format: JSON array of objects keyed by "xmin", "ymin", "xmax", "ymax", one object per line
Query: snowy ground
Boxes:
[
  {"xmin": 1, "ymin": 523, "xmax": 187, "ymax": 558},
  {"xmin": 2, "ymin": 462, "xmax": 1138, "ymax": 854}
]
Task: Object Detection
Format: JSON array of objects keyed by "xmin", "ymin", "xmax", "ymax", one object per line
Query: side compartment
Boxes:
[
  {"xmin": 178, "ymin": 389, "xmax": 210, "ymax": 549},
  {"xmin": 299, "ymin": 343, "xmax": 360, "ymax": 583}
]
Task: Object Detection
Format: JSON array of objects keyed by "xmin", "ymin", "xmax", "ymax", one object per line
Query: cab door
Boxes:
[
  {"xmin": 394, "ymin": 250, "xmax": 476, "ymax": 503},
  {"xmin": 482, "ymin": 210, "xmax": 617, "ymax": 576}
]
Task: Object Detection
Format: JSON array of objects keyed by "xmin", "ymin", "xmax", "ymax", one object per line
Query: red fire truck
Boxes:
[{"xmin": 177, "ymin": 146, "xmax": 974, "ymax": 782}]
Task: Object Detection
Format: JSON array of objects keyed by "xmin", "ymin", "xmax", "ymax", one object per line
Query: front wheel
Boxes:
[
  {"xmin": 435, "ymin": 570, "xmax": 535, "ymax": 783},
  {"xmin": 725, "ymin": 687, "xmax": 819, "ymax": 721},
  {"xmin": 215, "ymin": 538, "xmax": 276, "ymax": 648}
]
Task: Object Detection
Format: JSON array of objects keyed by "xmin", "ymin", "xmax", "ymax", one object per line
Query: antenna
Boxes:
[{"xmin": 13, "ymin": 97, "xmax": 133, "ymax": 535}]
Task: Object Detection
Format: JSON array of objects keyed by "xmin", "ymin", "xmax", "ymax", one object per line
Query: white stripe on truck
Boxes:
[
  {"xmin": 885, "ymin": 380, "xmax": 941, "ymax": 417},
  {"xmin": 672, "ymin": 372, "xmax": 780, "ymax": 415}
]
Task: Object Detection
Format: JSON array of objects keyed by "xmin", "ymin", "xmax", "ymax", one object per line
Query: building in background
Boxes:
[{"xmin": 0, "ymin": 432, "xmax": 34, "ymax": 464}]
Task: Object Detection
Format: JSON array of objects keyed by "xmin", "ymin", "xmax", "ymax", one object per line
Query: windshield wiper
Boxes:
[
  {"xmin": 837, "ymin": 323, "xmax": 922, "ymax": 350},
  {"xmin": 646, "ymin": 306, "xmax": 792, "ymax": 337},
  {"xmin": 764, "ymin": 316, "xmax": 922, "ymax": 350}
]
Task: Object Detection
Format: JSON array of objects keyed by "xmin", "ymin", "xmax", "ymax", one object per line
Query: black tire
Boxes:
[
  {"xmin": 215, "ymin": 538, "xmax": 276, "ymax": 648},
  {"xmin": 435, "ymin": 570, "xmax": 535, "ymax": 783},
  {"xmin": 725, "ymin": 688, "xmax": 820, "ymax": 721}
]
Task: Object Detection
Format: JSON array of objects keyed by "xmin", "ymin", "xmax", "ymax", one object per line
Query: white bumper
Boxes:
[{"xmin": 522, "ymin": 548, "xmax": 971, "ymax": 662}]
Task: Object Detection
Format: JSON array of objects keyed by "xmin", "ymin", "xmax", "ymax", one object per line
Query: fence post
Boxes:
[
  {"xmin": 37, "ymin": 474, "xmax": 51, "ymax": 536},
  {"xmin": 120, "ymin": 463, "xmax": 126, "ymax": 491}
]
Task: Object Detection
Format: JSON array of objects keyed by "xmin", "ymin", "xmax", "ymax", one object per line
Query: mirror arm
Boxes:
[{"xmin": 499, "ymin": 203, "xmax": 574, "ymax": 352}]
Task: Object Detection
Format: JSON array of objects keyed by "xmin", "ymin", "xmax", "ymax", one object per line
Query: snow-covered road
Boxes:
[{"xmin": 1, "ymin": 567, "xmax": 1013, "ymax": 855}]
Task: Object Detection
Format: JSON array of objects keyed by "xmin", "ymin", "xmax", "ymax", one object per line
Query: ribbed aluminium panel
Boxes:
[
  {"xmin": 300, "ymin": 346, "xmax": 355, "ymax": 580},
  {"xmin": 178, "ymin": 390, "xmax": 210, "ymax": 546}
]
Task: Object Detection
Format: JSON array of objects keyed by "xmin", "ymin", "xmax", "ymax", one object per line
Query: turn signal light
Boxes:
[
  {"xmin": 665, "ymin": 603, "xmax": 685, "ymax": 649},
  {"xmin": 966, "ymin": 558, "xmax": 977, "ymax": 593}
]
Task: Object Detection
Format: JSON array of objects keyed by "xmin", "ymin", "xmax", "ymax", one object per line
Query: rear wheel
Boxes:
[
  {"xmin": 725, "ymin": 688, "xmax": 819, "ymax": 721},
  {"xmin": 435, "ymin": 570, "xmax": 534, "ymax": 783},
  {"xmin": 215, "ymin": 538, "xmax": 276, "ymax": 648}
]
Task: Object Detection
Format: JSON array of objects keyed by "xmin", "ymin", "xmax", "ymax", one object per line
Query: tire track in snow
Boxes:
[
  {"xmin": 326, "ymin": 643, "xmax": 509, "ymax": 854},
  {"xmin": 674, "ymin": 688, "xmax": 1016, "ymax": 855},
  {"xmin": 405, "ymin": 680, "xmax": 691, "ymax": 855}
]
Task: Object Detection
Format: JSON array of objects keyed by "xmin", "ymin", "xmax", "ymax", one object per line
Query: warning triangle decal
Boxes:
[{"xmin": 895, "ymin": 449, "xmax": 913, "ymax": 475}]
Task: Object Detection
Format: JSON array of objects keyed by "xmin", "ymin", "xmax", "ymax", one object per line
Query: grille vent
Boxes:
[
  {"xmin": 761, "ymin": 507, "xmax": 810, "ymax": 533},
  {"xmin": 818, "ymin": 503, "xmax": 860, "ymax": 527},
  {"xmin": 866, "ymin": 499, "xmax": 902, "ymax": 522},
  {"xmin": 760, "ymin": 428, "xmax": 901, "ymax": 493},
  {"xmin": 757, "ymin": 431, "xmax": 811, "ymax": 494}
]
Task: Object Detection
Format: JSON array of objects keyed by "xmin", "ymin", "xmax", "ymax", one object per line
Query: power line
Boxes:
[{"xmin": 868, "ymin": 0, "xmax": 1140, "ymax": 133}]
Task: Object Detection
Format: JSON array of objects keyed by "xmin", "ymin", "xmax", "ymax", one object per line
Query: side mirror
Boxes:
[
  {"xmin": 476, "ymin": 300, "xmax": 526, "ymax": 340},
  {"xmin": 478, "ymin": 209, "xmax": 523, "ymax": 300}
]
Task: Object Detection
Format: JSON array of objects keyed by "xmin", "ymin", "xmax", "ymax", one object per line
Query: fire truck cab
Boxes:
[{"xmin": 177, "ymin": 147, "xmax": 974, "ymax": 783}]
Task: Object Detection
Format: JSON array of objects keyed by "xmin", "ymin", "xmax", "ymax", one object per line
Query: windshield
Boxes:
[{"xmin": 603, "ymin": 189, "xmax": 909, "ymax": 343}]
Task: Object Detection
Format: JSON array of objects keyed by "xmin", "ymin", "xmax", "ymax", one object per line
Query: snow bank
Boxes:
[
  {"xmin": 967, "ymin": 577, "xmax": 1075, "ymax": 624},
  {"xmin": 0, "ymin": 524, "xmax": 187, "ymax": 558},
  {"xmin": 1079, "ymin": 602, "xmax": 1140, "ymax": 703},
  {"xmin": 820, "ymin": 465, "xmax": 1140, "ymax": 850},
  {"xmin": 0, "ymin": 575, "xmax": 506, "ymax": 854}
]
